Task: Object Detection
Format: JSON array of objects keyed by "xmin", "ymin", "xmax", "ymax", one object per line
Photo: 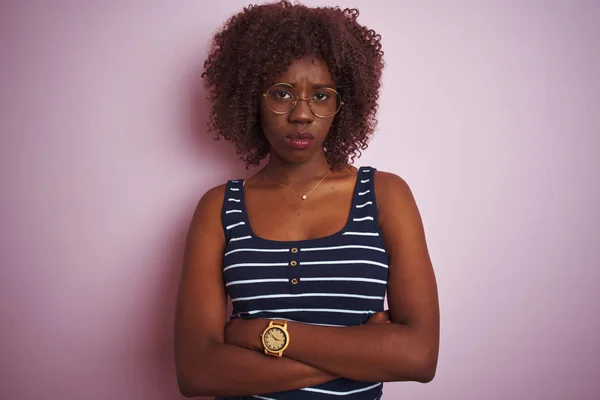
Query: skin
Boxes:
[{"xmin": 174, "ymin": 55, "xmax": 440, "ymax": 397}]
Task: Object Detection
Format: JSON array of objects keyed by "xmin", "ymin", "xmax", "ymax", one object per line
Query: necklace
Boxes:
[{"xmin": 262, "ymin": 168, "xmax": 331, "ymax": 200}]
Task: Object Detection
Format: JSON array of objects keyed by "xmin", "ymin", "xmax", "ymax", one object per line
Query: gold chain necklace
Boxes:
[{"xmin": 261, "ymin": 168, "xmax": 331, "ymax": 200}]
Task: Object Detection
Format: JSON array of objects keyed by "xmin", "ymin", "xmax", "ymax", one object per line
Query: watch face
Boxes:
[{"xmin": 263, "ymin": 327, "xmax": 287, "ymax": 351}]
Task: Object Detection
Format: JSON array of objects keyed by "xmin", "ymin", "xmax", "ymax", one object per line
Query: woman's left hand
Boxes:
[{"xmin": 224, "ymin": 318, "xmax": 264, "ymax": 351}]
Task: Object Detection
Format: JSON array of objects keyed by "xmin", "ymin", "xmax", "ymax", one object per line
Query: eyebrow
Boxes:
[
  {"xmin": 276, "ymin": 82, "xmax": 336, "ymax": 89},
  {"xmin": 312, "ymin": 83, "xmax": 335, "ymax": 89}
]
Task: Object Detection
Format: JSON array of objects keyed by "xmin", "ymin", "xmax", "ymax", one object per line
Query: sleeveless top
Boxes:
[{"xmin": 218, "ymin": 166, "xmax": 389, "ymax": 400}]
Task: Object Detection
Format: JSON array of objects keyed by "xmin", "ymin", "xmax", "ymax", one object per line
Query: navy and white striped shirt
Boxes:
[{"xmin": 218, "ymin": 166, "xmax": 389, "ymax": 400}]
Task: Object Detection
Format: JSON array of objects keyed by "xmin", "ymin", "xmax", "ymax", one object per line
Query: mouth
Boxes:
[{"xmin": 285, "ymin": 131, "xmax": 315, "ymax": 150}]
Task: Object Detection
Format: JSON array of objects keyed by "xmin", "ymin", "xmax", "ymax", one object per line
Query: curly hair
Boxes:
[{"xmin": 202, "ymin": 0, "xmax": 384, "ymax": 170}]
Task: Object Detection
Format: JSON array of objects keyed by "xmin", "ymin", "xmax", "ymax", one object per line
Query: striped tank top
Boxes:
[{"xmin": 219, "ymin": 166, "xmax": 389, "ymax": 400}]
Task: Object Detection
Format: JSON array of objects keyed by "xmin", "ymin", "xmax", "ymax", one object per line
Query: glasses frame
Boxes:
[{"xmin": 262, "ymin": 82, "xmax": 344, "ymax": 119}]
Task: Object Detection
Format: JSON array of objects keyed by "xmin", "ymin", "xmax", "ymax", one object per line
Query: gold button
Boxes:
[
  {"xmin": 290, "ymin": 260, "xmax": 297, "ymax": 267},
  {"xmin": 290, "ymin": 278, "xmax": 298, "ymax": 285},
  {"xmin": 291, "ymin": 248, "xmax": 299, "ymax": 253}
]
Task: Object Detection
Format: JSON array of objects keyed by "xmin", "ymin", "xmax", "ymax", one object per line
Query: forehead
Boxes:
[{"xmin": 276, "ymin": 56, "xmax": 333, "ymax": 85}]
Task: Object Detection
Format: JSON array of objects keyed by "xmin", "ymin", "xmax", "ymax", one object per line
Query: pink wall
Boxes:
[{"xmin": 1, "ymin": 1, "xmax": 599, "ymax": 399}]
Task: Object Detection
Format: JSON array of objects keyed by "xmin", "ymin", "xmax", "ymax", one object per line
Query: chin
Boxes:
[
  {"xmin": 272, "ymin": 148, "xmax": 321, "ymax": 165},
  {"xmin": 266, "ymin": 137, "xmax": 320, "ymax": 160},
  {"xmin": 281, "ymin": 153, "xmax": 316, "ymax": 165}
]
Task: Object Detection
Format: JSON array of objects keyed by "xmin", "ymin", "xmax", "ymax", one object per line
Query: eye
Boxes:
[
  {"xmin": 312, "ymin": 92, "xmax": 331, "ymax": 101},
  {"xmin": 276, "ymin": 91, "xmax": 292, "ymax": 99},
  {"xmin": 269, "ymin": 88, "xmax": 294, "ymax": 101}
]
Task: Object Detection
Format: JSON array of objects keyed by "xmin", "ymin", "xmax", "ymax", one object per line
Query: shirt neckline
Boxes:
[{"xmin": 238, "ymin": 167, "xmax": 364, "ymax": 245}]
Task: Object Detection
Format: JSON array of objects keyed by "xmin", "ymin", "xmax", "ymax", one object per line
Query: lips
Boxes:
[
  {"xmin": 285, "ymin": 131, "xmax": 315, "ymax": 150},
  {"xmin": 287, "ymin": 131, "xmax": 315, "ymax": 140}
]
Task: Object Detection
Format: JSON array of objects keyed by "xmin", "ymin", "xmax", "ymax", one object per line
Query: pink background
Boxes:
[{"xmin": 1, "ymin": 1, "xmax": 599, "ymax": 399}]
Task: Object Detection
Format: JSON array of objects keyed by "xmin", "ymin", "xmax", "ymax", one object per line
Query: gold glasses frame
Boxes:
[{"xmin": 262, "ymin": 82, "xmax": 344, "ymax": 119}]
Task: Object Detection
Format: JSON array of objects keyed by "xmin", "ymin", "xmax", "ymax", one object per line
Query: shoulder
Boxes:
[
  {"xmin": 188, "ymin": 182, "xmax": 232, "ymax": 233},
  {"xmin": 372, "ymin": 170, "xmax": 427, "ymax": 254},
  {"xmin": 373, "ymin": 170, "xmax": 415, "ymax": 210},
  {"xmin": 195, "ymin": 183, "xmax": 228, "ymax": 215}
]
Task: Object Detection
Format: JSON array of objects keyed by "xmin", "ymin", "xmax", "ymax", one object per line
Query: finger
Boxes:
[{"xmin": 366, "ymin": 311, "xmax": 387, "ymax": 324}]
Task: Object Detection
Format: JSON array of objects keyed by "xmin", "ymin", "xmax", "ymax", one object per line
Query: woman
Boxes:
[{"xmin": 174, "ymin": 1, "xmax": 439, "ymax": 399}]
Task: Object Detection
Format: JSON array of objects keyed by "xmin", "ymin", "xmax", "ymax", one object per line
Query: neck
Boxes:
[{"xmin": 264, "ymin": 152, "xmax": 331, "ymax": 184}]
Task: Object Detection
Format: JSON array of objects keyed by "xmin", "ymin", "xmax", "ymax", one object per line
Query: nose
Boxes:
[{"xmin": 288, "ymin": 97, "xmax": 314, "ymax": 124}]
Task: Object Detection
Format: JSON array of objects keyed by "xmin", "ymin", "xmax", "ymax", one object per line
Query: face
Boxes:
[
  {"xmin": 263, "ymin": 327, "xmax": 287, "ymax": 351},
  {"xmin": 260, "ymin": 56, "xmax": 338, "ymax": 165}
]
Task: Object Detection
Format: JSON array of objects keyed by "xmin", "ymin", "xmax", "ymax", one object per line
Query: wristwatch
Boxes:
[{"xmin": 260, "ymin": 320, "xmax": 290, "ymax": 357}]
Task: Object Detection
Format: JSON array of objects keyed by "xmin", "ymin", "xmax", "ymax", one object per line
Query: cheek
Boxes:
[
  {"xmin": 260, "ymin": 108, "xmax": 285, "ymax": 136},
  {"xmin": 259, "ymin": 106, "xmax": 271, "ymax": 134},
  {"xmin": 316, "ymin": 120, "xmax": 335, "ymax": 140}
]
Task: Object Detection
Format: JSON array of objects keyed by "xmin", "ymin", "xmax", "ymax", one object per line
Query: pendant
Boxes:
[{"xmin": 302, "ymin": 195, "xmax": 307, "ymax": 200}]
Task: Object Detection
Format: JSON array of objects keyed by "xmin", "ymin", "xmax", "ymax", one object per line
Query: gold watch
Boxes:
[{"xmin": 260, "ymin": 320, "xmax": 290, "ymax": 357}]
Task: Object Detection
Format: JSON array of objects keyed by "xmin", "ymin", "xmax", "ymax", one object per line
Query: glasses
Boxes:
[{"xmin": 262, "ymin": 83, "xmax": 344, "ymax": 118}]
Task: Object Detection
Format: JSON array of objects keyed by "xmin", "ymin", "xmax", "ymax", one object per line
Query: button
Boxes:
[
  {"xmin": 291, "ymin": 248, "xmax": 299, "ymax": 253},
  {"xmin": 290, "ymin": 261, "xmax": 297, "ymax": 267},
  {"xmin": 290, "ymin": 278, "xmax": 298, "ymax": 285}
]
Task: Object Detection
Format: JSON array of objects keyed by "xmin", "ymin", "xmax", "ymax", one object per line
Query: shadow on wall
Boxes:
[{"xmin": 149, "ymin": 64, "xmax": 248, "ymax": 400}]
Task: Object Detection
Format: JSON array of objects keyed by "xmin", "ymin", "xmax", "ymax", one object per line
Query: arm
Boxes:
[
  {"xmin": 174, "ymin": 185, "xmax": 336, "ymax": 398},
  {"xmin": 225, "ymin": 172, "xmax": 440, "ymax": 383}
]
